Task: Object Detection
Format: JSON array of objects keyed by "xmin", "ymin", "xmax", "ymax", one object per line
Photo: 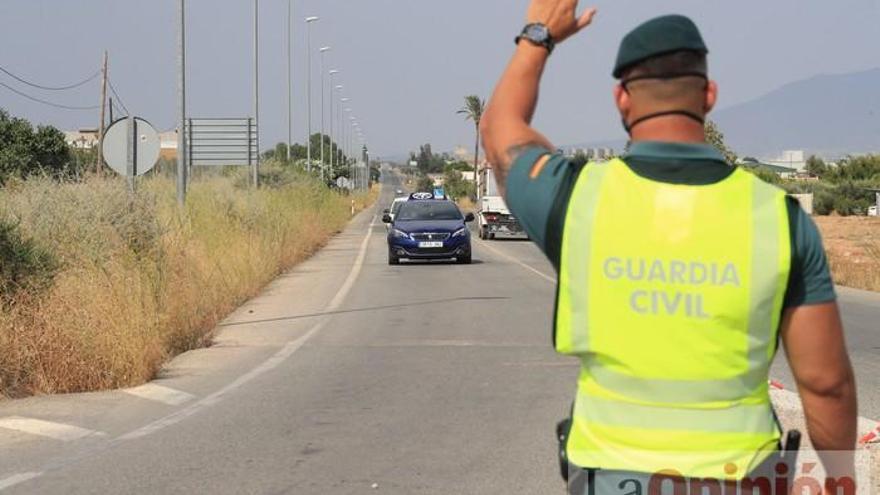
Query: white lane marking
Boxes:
[
  {"xmin": 476, "ymin": 239, "xmax": 555, "ymax": 283},
  {"xmin": 119, "ymin": 212, "xmax": 378, "ymax": 442},
  {"xmin": 0, "ymin": 473, "xmax": 42, "ymax": 491},
  {"xmin": 0, "ymin": 417, "xmax": 106, "ymax": 442},
  {"xmin": 123, "ymin": 383, "xmax": 196, "ymax": 406}
]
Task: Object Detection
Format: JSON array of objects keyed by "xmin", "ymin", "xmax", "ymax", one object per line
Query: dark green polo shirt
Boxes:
[{"xmin": 506, "ymin": 141, "xmax": 836, "ymax": 307}]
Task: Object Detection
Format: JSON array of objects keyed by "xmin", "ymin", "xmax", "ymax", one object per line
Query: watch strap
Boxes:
[{"xmin": 515, "ymin": 24, "xmax": 555, "ymax": 54}]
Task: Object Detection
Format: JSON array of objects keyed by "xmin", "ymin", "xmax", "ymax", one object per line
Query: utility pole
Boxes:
[
  {"xmin": 97, "ymin": 50, "xmax": 109, "ymax": 174},
  {"xmin": 177, "ymin": 0, "xmax": 187, "ymax": 206},
  {"xmin": 253, "ymin": 0, "xmax": 260, "ymax": 187},
  {"xmin": 340, "ymin": 97, "xmax": 349, "ymax": 184},
  {"xmin": 328, "ymin": 74, "xmax": 339, "ymax": 179},
  {"xmin": 286, "ymin": 0, "xmax": 292, "ymax": 162},
  {"xmin": 319, "ymin": 46, "xmax": 331, "ymax": 183},
  {"xmin": 305, "ymin": 16, "xmax": 319, "ymax": 173}
]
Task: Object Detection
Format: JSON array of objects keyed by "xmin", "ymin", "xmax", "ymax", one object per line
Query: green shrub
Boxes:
[
  {"xmin": 0, "ymin": 109, "xmax": 75, "ymax": 182},
  {"xmin": 813, "ymin": 188, "xmax": 835, "ymax": 215},
  {"xmin": 416, "ymin": 176, "xmax": 435, "ymax": 192},
  {"xmin": 0, "ymin": 218, "xmax": 57, "ymax": 303}
]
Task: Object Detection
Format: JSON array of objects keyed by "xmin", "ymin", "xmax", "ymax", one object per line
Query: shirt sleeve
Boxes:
[
  {"xmin": 505, "ymin": 148, "xmax": 582, "ymax": 268},
  {"xmin": 784, "ymin": 197, "xmax": 837, "ymax": 307}
]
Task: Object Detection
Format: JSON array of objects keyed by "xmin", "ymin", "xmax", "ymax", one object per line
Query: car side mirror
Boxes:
[
  {"xmin": 382, "ymin": 214, "xmax": 393, "ymax": 224},
  {"xmin": 464, "ymin": 213, "xmax": 475, "ymax": 223},
  {"xmin": 383, "ymin": 208, "xmax": 390, "ymax": 214}
]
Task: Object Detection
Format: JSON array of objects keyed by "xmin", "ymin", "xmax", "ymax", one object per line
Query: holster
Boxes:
[{"xmin": 556, "ymin": 419, "xmax": 572, "ymax": 482}]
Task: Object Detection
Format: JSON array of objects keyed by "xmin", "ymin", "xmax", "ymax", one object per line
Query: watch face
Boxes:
[{"xmin": 526, "ymin": 24, "xmax": 550, "ymax": 42}]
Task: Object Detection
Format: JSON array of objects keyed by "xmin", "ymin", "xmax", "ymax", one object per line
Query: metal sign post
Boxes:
[
  {"xmin": 177, "ymin": 0, "xmax": 187, "ymax": 206},
  {"xmin": 126, "ymin": 116, "xmax": 137, "ymax": 191},
  {"xmin": 253, "ymin": 0, "xmax": 260, "ymax": 187}
]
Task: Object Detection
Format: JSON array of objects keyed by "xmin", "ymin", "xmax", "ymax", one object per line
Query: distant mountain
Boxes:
[
  {"xmin": 570, "ymin": 68, "xmax": 880, "ymax": 158},
  {"xmin": 714, "ymin": 68, "xmax": 880, "ymax": 157}
]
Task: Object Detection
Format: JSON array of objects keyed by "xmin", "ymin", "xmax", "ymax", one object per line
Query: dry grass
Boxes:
[
  {"xmin": 815, "ymin": 216, "xmax": 880, "ymax": 292},
  {"xmin": 0, "ymin": 168, "xmax": 373, "ymax": 397}
]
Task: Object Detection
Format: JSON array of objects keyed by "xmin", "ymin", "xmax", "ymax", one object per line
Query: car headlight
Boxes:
[
  {"xmin": 391, "ymin": 228, "xmax": 410, "ymax": 239},
  {"xmin": 452, "ymin": 227, "xmax": 468, "ymax": 238}
]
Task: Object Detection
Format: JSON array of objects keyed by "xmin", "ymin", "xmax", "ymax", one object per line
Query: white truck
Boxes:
[{"xmin": 477, "ymin": 169, "xmax": 527, "ymax": 240}]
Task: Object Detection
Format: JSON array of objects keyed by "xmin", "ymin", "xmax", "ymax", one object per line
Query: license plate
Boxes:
[{"xmin": 419, "ymin": 241, "xmax": 444, "ymax": 248}]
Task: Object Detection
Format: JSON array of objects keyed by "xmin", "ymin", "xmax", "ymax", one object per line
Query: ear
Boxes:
[
  {"xmin": 704, "ymin": 80, "xmax": 718, "ymax": 114},
  {"xmin": 614, "ymin": 84, "xmax": 630, "ymax": 120}
]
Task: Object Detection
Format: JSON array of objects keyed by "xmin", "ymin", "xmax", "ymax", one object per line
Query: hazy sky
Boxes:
[{"xmin": 1, "ymin": 1, "xmax": 879, "ymax": 158}]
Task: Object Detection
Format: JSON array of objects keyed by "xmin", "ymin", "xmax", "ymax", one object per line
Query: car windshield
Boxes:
[
  {"xmin": 397, "ymin": 201, "xmax": 462, "ymax": 221},
  {"xmin": 391, "ymin": 200, "xmax": 406, "ymax": 216}
]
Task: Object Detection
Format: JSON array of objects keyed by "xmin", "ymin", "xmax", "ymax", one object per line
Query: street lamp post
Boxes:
[
  {"xmin": 319, "ymin": 46, "xmax": 331, "ymax": 182},
  {"xmin": 305, "ymin": 16, "xmax": 319, "ymax": 172},
  {"xmin": 344, "ymin": 107, "xmax": 352, "ymax": 188},
  {"xmin": 339, "ymin": 95, "xmax": 348, "ymax": 182},
  {"xmin": 348, "ymin": 115, "xmax": 360, "ymax": 189},
  {"xmin": 328, "ymin": 74, "xmax": 339, "ymax": 178},
  {"xmin": 253, "ymin": 0, "xmax": 260, "ymax": 187},
  {"xmin": 285, "ymin": 0, "xmax": 292, "ymax": 162},
  {"xmin": 177, "ymin": 0, "xmax": 186, "ymax": 206}
]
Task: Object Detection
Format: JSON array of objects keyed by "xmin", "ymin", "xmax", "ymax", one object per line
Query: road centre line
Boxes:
[
  {"xmin": 0, "ymin": 417, "xmax": 106, "ymax": 442},
  {"xmin": 0, "ymin": 473, "xmax": 42, "ymax": 491},
  {"xmin": 118, "ymin": 211, "xmax": 378, "ymax": 442},
  {"xmin": 122, "ymin": 383, "xmax": 196, "ymax": 407}
]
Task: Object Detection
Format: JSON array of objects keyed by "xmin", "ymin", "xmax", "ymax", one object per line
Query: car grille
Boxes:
[{"xmin": 411, "ymin": 232, "xmax": 451, "ymax": 241}]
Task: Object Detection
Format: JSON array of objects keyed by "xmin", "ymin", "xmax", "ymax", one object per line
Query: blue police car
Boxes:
[{"xmin": 382, "ymin": 193, "xmax": 475, "ymax": 265}]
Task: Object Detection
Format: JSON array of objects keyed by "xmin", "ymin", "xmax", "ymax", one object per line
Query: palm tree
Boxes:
[{"xmin": 458, "ymin": 95, "xmax": 485, "ymax": 200}]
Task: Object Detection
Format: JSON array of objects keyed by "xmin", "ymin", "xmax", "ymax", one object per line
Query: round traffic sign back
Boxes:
[{"xmin": 102, "ymin": 117, "xmax": 160, "ymax": 177}]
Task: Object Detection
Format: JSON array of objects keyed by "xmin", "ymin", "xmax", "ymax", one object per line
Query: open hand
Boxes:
[{"xmin": 527, "ymin": 0, "xmax": 597, "ymax": 44}]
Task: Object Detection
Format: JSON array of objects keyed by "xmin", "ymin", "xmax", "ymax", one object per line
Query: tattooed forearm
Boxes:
[{"xmin": 494, "ymin": 141, "xmax": 552, "ymax": 190}]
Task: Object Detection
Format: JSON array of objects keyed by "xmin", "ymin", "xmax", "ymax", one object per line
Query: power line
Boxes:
[
  {"xmin": 107, "ymin": 78, "xmax": 130, "ymax": 116},
  {"xmin": 0, "ymin": 80, "xmax": 100, "ymax": 111},
  {"xmin": 0, "ymin": 65, "xmax": 100, "ymax": 91}
]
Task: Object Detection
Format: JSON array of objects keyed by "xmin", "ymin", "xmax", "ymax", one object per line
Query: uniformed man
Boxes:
[{"xmin": 480, "ymin": 0, "xmax": 858, "ymax": 492}]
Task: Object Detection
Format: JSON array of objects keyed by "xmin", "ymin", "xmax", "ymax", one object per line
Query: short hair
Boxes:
[
  {"xmin": 620, "ymin": 50, "xmax": 708, "ymax": 80},
  {"xmin": 620, "ymin": 50, "xmax": 709, "ymax": 108}
]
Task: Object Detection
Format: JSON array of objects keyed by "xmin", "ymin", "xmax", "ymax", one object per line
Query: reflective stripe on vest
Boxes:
[{"xmin": 555, "ymin": 159, "xmax": 791, "ymax": 478}]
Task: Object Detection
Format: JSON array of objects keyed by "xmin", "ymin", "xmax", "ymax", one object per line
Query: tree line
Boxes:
[{"xmin": 702, "ymin": 120, "xmax": 879, "ymax": 216}]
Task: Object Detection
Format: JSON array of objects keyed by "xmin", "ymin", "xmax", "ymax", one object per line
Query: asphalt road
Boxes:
[{"xmin": 0, "ymin": 170, "xmax": 878, "ymax": 494}]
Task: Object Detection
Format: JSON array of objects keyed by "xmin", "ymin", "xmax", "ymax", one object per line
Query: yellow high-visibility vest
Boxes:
[{"xmin": 555, "ymin": 158, "xmax": 791, "ymax": 478}]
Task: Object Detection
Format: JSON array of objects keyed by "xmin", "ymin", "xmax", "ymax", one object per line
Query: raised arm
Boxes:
[
  {"xmin": 480, "ymin": 0, "xmax": 596, "ymax": 197},
  {"xmin": 780, "ymin": 301, "xmax": 857, "ymax": 480}
]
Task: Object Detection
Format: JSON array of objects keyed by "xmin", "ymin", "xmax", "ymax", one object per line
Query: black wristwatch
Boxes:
[{"xmin": 515, "ymin": 23, "xmax": 555, "ymax": 54}]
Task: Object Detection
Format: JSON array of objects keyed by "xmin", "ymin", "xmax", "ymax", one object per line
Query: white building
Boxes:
[
  {"xmin": 64, "ymin": 129, "xmax": 99, "ymax": 149},
  {"xmin": 565, "ymin": 147, "xmax": 616, "ymax": 161},
  {"xmin": 159, "ymin": 131, "xmax": 178, "ymax": 160},
  {"xmin": 763, "ymin": 150, "xmax": 807, "ymax": 172}
]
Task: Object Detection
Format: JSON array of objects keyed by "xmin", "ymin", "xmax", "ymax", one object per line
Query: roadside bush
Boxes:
[
  {"xmin": 0, "ymin": 109, "xmax": 75, "ymax": 182},
  {"xmin": 0, "ymin": 218, "xmax": 57, "ymax": 305},
  {"xmin": 0, "ymin": 168, "xmax": 374, "ymax": 397},
  {"xmin": 813, "ymin": 188, "xmax": 836, "ymax": 216},
  {"xmin": 416, "ymin": 175, "xmax": 435, "ymax": 192},
  {"xmin": 443, "ymin": 166, "xmax": 475, "ymax": 201}
]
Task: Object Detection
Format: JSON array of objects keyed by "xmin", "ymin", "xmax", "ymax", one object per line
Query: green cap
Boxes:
[{"xmin": 613, "ymin": 15, "xmax": 708, "ymax": 79}]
